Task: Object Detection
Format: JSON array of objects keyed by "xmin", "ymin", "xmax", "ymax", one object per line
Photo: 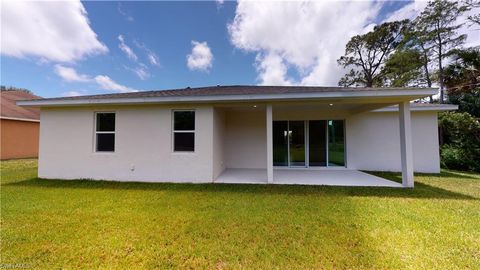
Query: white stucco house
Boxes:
[{"xmin": 18, "ymin": 85, "xmax": 457, "ymax": 188}]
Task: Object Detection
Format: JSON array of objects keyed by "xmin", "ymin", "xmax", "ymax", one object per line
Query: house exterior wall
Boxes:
[
  {"xmin": 346, "ymin": 111, "xmax": 440, "ymax": 173},
  {"xmin": 223, "ymin": 108, "xmax": 440, "ymax": 173},
  {"xmin": 0, "ymin": 119, "xmax": 39, "ymax": 160},
  {"xmin": 37, "ymin": 104, "xmax": 442, "ymax": 182},
  {"xmin": 38, "ymin": 106, "xmax": 215, "ymax": 182},
  {"xmin": 224, "ymin": 109, "xmax": 267, "ymax": 169},
  {"xmin": 212, "ymin": 108, "xmax": 226, "ymax": 178}
]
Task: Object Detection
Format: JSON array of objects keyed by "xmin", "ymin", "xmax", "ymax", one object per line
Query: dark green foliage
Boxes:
[
  {"xmin": 445, "ymin": 48, "xmax": 480, "ymax": 117},
  {"xmin": 337, "ymin": 20, "xmax": 408, "ymax": 87},
  {"xmin": 0, "ymin": 85, "xmax": 33, "ymax": 94},
  {"xmin": 381, "ymin": 49, "xmax": 425, "ymax": 87},
  {"xmin": 415, "ymin": 0, "xmax": 468, "ymax": 102},
  {"xmin": 439, "ymin": 111, "xmax": 480, "ymax": 171},
  {"xmin": 448, "ymin": 90, "xmax": 480, "ymax": 118},
  {"xmin": 385, "ymin": 19, "xmax": 436, "ymax": 90},
  {"xmin": 444, "ymin": 48, "xmax": 480, "ymax": 91}
]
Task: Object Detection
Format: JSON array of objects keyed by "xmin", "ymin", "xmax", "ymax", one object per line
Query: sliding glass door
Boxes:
[
  {"xmin": 328, "ymin": 120, "xmax": 345, "ymax": 166},
  {"xmin": 308, "ymin": 120, "xmax": 327, "ymax": 166},
  {"xmin": 289, "ymin": 121, "xmax": 305, "ymax": 167},
  {"xmin": 273, "ymin": 121, "xmax": 288, "ymax": 166},
  {"xmin": 272, "ymin": 120, "xmax": 345, "ymax": 167}
]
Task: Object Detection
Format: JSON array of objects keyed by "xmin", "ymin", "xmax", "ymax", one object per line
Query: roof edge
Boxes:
[
  {"xmin": 374, "ymin": 104, "xmax": 458, "ymax": 112},
  {"xmin": 18, "ymin": 88, "xmax": 437, "ymax": 107},
  {"xmin": 0, "ymin": 116, "xmax": 40, "ymax": 122}
]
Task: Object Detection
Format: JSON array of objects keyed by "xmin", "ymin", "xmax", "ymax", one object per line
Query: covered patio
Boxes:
[
  {"xmin": 215, "ymin": 168, "xmax": 402, "ymax": 187},
  {"xmin": 216, "ymin": 98, "xmax": 420, "ymax": 188}
]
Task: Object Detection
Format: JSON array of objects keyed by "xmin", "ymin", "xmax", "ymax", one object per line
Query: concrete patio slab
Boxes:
[{"xmin": 215, "ymin": 168, "xmax": 403, "ymax": 187}]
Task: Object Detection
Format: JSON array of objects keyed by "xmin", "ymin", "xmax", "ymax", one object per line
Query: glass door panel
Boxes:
[
  {"xmin": 289, "ymin": 121, "xmax": 305, "ymax": 167},
  {"xmin": 309, "ymin": 120, "xmax": 327, "ymax": 166},
  {"xmin": 273, "ymin": 121, "xmax": 288, "ymax": 166},
  {"xmin": 328, "ymin": 120, "xmax": 345, "ymax": 166}
]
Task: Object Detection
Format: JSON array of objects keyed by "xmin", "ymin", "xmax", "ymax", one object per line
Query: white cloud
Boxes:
[
  {"xmin": 147, "ymin": 53, "xmax": 160, "ymax": 66},
  {"xmin": 118, "ymin": 35, "xmax": 138, "ymax": 62},
  {"xmin": 216, "ymin": 0, "xmax": 225, "ymax": 8},
  {"xmin": 124, "ymin": 64, "xmax": 150, "ymax": 80},
  {"xmin": 53, "ymin": 65, "xmax": 139, "ymax": 93},
  {"xmin": 255, "ymin": 53, "xmax": 293, "ymax": 85},
  {"xmin": 133, "ymin": 67, "xmax": 150, "ymax": 80},
  {"xmin": 187, "ymin": 41, "xmax": 213, "ymax": 72},
  {"xmin": 94, "ymin": 75, "xmax": 139, "ymax": 93},
  {"xmin": 54, "ymin": 65, "xmax": 91, "ymax": 82},
  {"xmin": 133, "ymin": 40, "xmax": 161, "ymax": 67},
  {"xmin": 1, "ymin": 0, "xmax": 107, "ymax": 62},
  {"xmin": 228, "ymin": 0, "xmax": 382, "ymax": 86},
  {"xmin": 62, "ymin": 91, "xmax": 83, "ymax": 97},
  {"xmin": 383, "ymin": 0, "xmax": 429, "ymax": 23},
  {"xmin": 117, "ymin": 3, "xmax": 134, "ymax": 22},
  {"xmin": 384, "ymin": 0, "xmax": 480, "ymax": 48}
]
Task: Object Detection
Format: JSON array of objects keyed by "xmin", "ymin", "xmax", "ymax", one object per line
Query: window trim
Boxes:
[
  {"xmin": 94, "ymin": 111, "xmax": 116, "ymax": 153},
  {"xmin": 172, "ymin": 109, "xmax": 195, "ymax": 153}
]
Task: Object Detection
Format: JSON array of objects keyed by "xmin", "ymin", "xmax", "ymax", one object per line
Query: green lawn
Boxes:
[{"xmin": 1, "ymin": 159, "xmax": 479, "ymax": 269}]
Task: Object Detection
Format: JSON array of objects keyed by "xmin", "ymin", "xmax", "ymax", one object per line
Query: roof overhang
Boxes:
[
  {"xmin": 0, "ymin": 116, "xmax": 40, "ymax": 122},
  {"xmin": 17, "ymin": 88, "xmax": 437, "ymax": 107},
  {"xmin": 374, "ymin": 104, "xmax": 458, "ymax": 112}
]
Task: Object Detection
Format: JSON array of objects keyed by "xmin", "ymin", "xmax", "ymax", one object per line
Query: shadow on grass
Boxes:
[
  {"xmin": 5, "ymin": 176, "xmax": 478, "ymax": 201},
  {"xmin": 369, "ymin": 170, "xmax": 480, "ymax": 181}
]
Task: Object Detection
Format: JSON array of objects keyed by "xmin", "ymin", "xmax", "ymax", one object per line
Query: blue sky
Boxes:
[{"xmin": 1, "ymin": 1, "xmax": 477, "ymax": 98}]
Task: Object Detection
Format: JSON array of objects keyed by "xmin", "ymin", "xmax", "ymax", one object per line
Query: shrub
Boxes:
[{"xmin": 439, "ymin": 112, "xmax": 480, "ymax": 172}]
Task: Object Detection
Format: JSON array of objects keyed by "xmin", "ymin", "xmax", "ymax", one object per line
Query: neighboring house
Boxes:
[
  {"xmin": 18, "ymin": 86, "xmax": 456, "ymax": 188},
  {"xmin": 1, "ymin": 90, "xmax": 40, "ymax": 160}
]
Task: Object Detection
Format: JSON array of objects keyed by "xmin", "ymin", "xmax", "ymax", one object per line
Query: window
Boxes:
[
  {"xmin": 328, "ymin": 120, "xmax": 345, "ymax": 166},
  {"xmin": 95, "ymin": 112, "xmax": 115, "ymax": 152},
  {"xmin": 173, "ymin": 110, "xmax": 195, "ymax": 152}
]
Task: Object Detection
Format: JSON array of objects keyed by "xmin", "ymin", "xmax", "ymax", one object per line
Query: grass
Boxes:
[{"xmin": 1, "ymin": 159, "xmax": 480, "ymax": 269}]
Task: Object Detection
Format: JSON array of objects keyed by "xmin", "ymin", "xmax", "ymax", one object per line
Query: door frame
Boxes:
[{"xmin": 273, "ymin": 119, "xmax": 346, "ymax": 169}]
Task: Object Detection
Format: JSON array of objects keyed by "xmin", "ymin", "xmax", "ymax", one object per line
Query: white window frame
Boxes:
[
  {"xmin": 94, "ymin": 111, "xmax": 116, "ymax": 153},
  {"xmin": 172, "ymin": 110, "xmax": 195, "ymax": 153}
]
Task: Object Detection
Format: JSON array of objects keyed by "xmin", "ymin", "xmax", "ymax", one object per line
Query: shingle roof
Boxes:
[
  {"xmin": 1, "ymin": 90, "xmax": 41, "ymax": 120},
  {"xmin": 19, "ymin": 85, "xmax": 431, "ymax": 102}
]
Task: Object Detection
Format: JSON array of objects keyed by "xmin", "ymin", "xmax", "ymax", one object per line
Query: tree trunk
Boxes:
[
  {"xmin": 437, "ymin": 32, "xmax": 444, "ymax": 104},
  {"xmin": 365, "ymin": 73, "xmax": 373, "ymax": 87},
  {"xmin": 419, "ymin": 43, "xmax": 434, "ymax": 103},
  {"xmin": 423, "ymin": 55, "xmax": 433, "ymax": 103},
  {"xmin": 439, "ymin": 57, "xmax": 445, "ymax": 103}
]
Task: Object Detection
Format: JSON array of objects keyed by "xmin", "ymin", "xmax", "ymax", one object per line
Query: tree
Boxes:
[
  {"xmin": 380, "ymin": 49, "xmax": 425, "ymax": 87},
  {"xmin": 0, "ymin": 85, "xmax": 33, "ymax": 94},
  {"xmin": 415, "ymin": 0, "xmax": 468, "ymax": 103},
  {"xmin": 464, "ymin": 0, "xmax": 480, "ymax": 26},
  {"xmin": 439, "ymin": 111, "xmax": 480, "ymax": 172},
  {"xmin": 444, "ymin": 48, "xmax": 480, "ymax": 117},
  {"xmin": 378, "ymin": 19, "xmax": 438, "ymax": 101},
  {"xmin": 337, "ymin": 20, "xmax": 408, "ymax": 87},
  {"xmin": 402, "ymin": 20, "xmax": 437, "ymax": 100}
]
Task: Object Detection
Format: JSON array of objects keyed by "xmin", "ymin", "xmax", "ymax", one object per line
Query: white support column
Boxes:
[
  {"xmin": 266, "ymin": 104, "xmax": 274, "ymax": 183},
  {"xmin": 399, "ymin": 101, "xmax": 414, "ymax": 187}
]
